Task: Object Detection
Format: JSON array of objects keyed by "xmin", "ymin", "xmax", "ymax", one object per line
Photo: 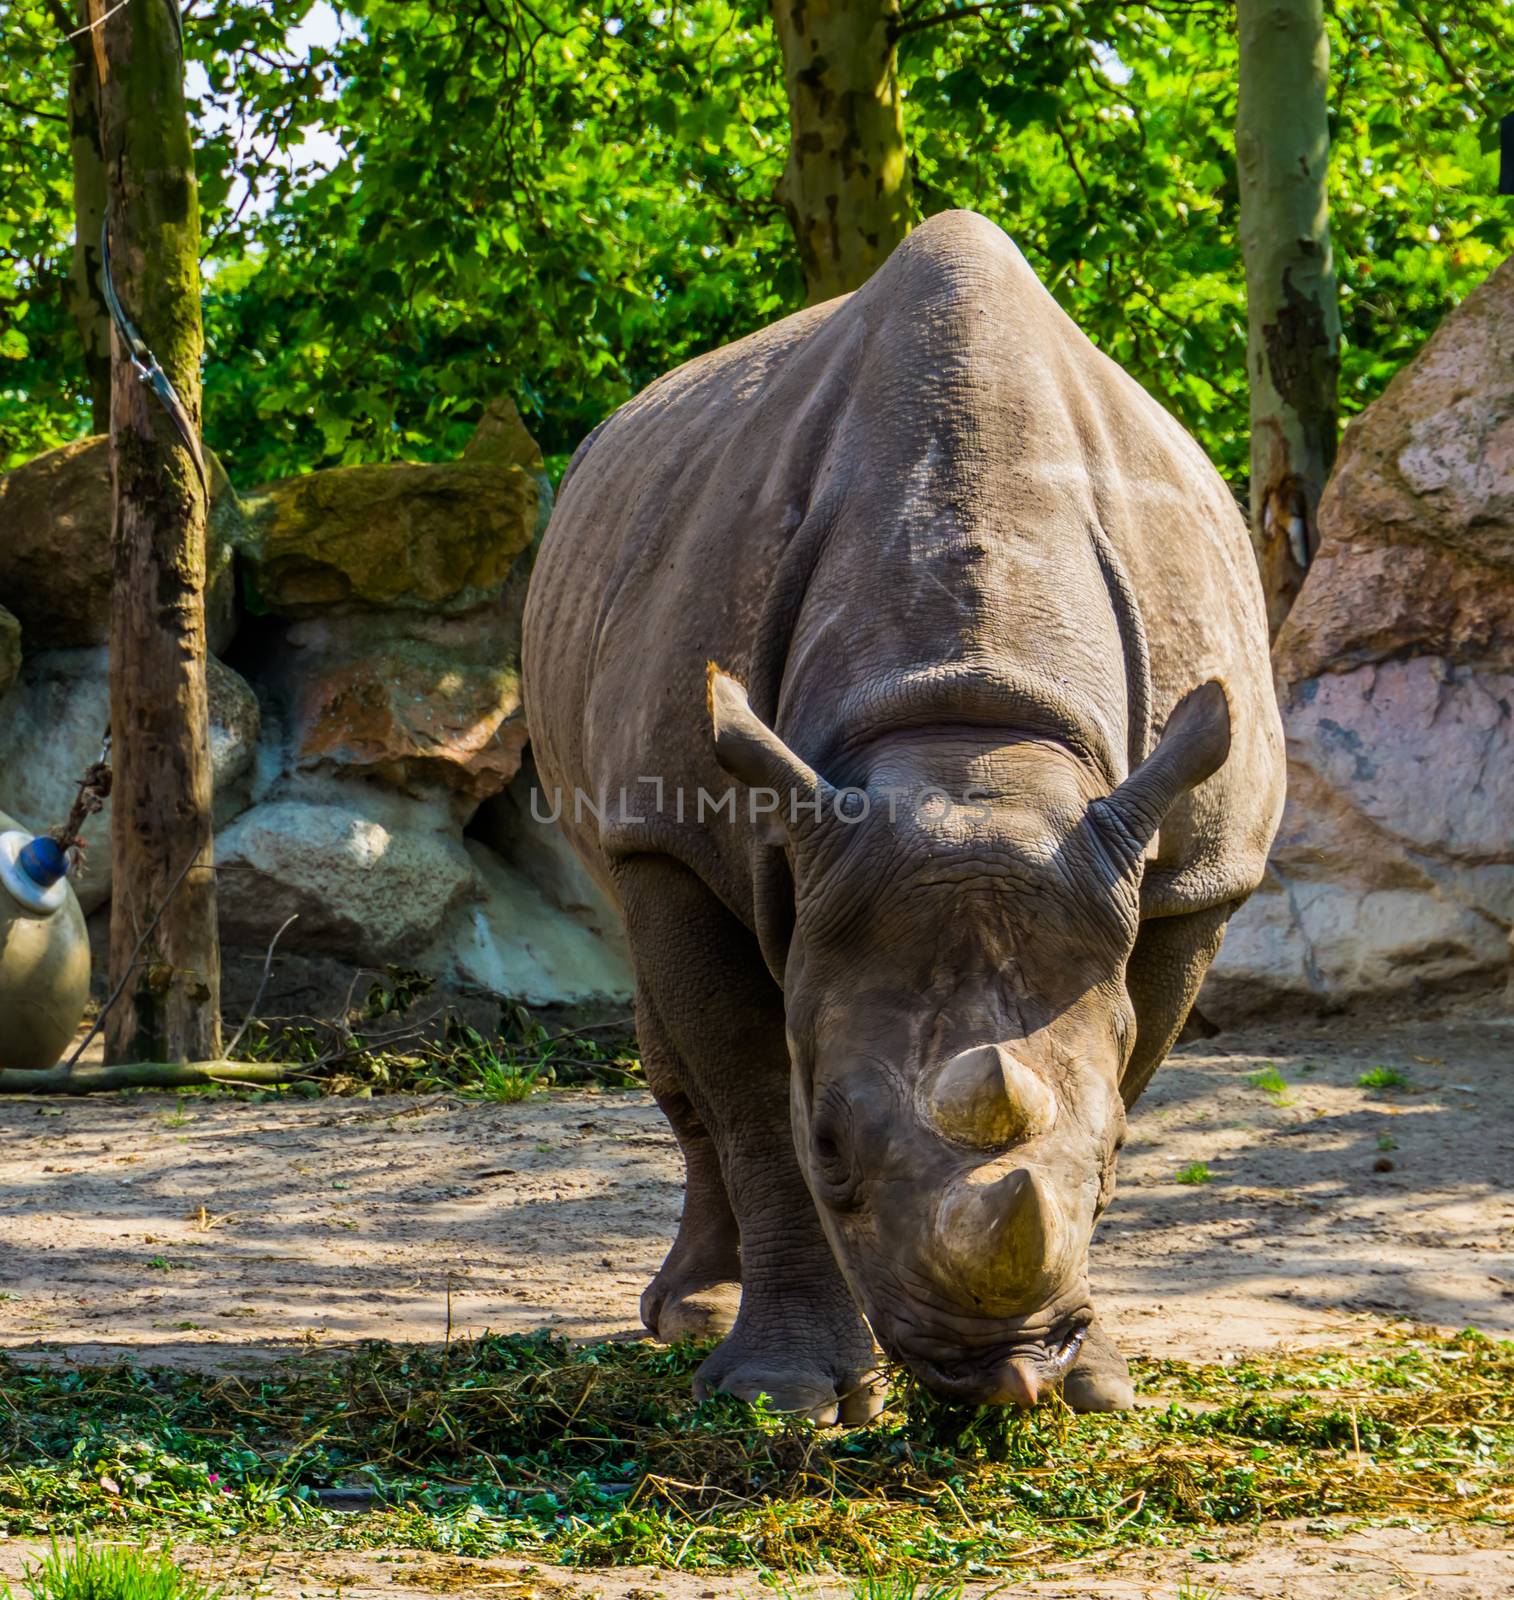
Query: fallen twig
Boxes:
[{"xmin": 223, "ymin": 913, "xmax": 299, "ymax": 1058}]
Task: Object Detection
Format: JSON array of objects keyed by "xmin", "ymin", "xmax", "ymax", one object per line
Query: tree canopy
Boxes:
[{"xmin": 2, "ymin": 0, "xmax": 1510, "ymax": 487}]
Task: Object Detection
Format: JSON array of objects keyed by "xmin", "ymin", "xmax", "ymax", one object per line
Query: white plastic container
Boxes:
[{"xmin": 0, "ymin": 808, "xmax": 91, "ymax": 1071}]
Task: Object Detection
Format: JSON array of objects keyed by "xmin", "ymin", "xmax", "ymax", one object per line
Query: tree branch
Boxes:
[
  {"xmin": 893, "ymin": 0, "xmax": 1007, "ymax": 37},
  {"xmin": 0, "ymin": 1060, "xmax": 308, "ymax": 1095},
  {"xmin": 0, "ymin": 93, "xmax": 67, "ymax": 123}
]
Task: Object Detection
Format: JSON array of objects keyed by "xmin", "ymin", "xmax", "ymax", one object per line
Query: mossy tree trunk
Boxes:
[
  {"xmin": 772, "ymin": 0, "xmax": 912, "ymax": 304},
  {"xmin": 1235, "ymin": 0, "xmax": 1341, "ymax": 636},
  {"xmin": 99, "ymin": 0, "xmax": 222, "ymax": 1064},
  {"xmin": 65, "ymin": 0, "xmax": 112, "ymax": 431}
]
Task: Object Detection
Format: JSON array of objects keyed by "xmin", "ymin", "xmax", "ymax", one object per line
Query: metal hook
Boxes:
[{"xmin": 100, "ymin": 219, "xmax": 210, "ymax": 498}]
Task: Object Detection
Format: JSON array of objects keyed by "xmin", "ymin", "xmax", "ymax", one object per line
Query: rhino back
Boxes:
[{"xmin": 523, "ymin": 210, "xmax": 1282, "ymax": 922}]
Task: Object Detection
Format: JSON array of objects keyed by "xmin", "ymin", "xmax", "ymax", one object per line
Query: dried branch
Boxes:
[{"xmin": 222, "ymin": 914, "xmax": 299, "ymax": 1059}]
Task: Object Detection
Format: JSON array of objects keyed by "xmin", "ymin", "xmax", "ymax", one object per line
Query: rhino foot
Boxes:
[
  {"xmin": 692, "ymin": 1303, "xmax": 885, "ymax": 1426},
  {"xmin": 641, "ymin": 1273, "xmax": 742, "ymax": 1343},
  {"xmin": 1060, "ymin": 1319, "xmax": 1135, "ymax": 1412}
]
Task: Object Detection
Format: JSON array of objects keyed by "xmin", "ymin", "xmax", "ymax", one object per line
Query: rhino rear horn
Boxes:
[{"xmin": 1088, "ymin": 679, "xmax": 1232, "ymax": 871}]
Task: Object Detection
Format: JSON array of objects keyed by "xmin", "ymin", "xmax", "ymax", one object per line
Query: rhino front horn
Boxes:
[
  {"xmin": 926, "ymin": 1043, "xmax": 1057, "ymax": 1149},
  {"xmin": 936, "ymin": 1166, "xmax": 1070, "ymax": 1309}
]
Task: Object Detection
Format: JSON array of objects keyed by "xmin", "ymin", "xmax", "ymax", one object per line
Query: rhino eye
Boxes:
[{"xmin": 810, "ymin": 1098, "xmax": 860, "ymax": 1209}]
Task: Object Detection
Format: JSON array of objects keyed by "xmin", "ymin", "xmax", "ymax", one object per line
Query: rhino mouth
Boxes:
[{"xmin": 903, "ymin": 1317, "xmax": 1090, "ymax": 1408}]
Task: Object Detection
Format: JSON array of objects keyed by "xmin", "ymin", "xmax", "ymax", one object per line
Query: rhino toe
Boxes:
[
  {"xmin": 693, "ymin": 1318, "xmax": 885, "ymax": 1426},
  {"xmin": 695, "ymin": 1356, "xmax": 884, "ymax": 1425},
  {"xmin": 642, "ymin": 1276, "xmax": 741, "ymax": 1343}
]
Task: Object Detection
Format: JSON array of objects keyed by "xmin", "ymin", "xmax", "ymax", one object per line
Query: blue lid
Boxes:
[{"xmin": 18, "ymin": 837, "xmax": 68, "ymax": 889}]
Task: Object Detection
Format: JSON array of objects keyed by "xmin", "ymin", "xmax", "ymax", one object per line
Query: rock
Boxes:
[
  {"xmin": 269, "ymin": 610, "xmax": 527, "ymax": 802},
  {"xmin": 212, "ymin": 754, "xmax": 631, "ymax": 1005},
  {"xmin": 0, "ymin": 436, "xmax": 242, "ymax": 651},
  {"xmin": 465, "ymin": 395, "xmax": 555, "ymax": 541},
  {"xmin": 1203, "ymin": 255, "xmax": 1514, "ymax": 1019},
  {"xmin": 239, "ymin": 458, "xmax": 537, "ymax": 616},
  {"xmin": 0, "ymin": 606, "xmax": 18, "ymax": 703},
  {"xmin": 465, "ymin": 395, "xmax": 546, "ymax": 474},
  {"xmin": 0, "ymin": 648, "xmax": 261, "ymax": 914},
  {"xmin": 214, "ymin": 793, "xmax": 477, "ymax": 963},
  {"xmin": 426, "ymin": 754, "xmax": 633, "ymax": 1007},
  {"xmin": 468, "ymin": 751, "xmax": 628, "ymax": 949},
  {"xmin": 206, "ymin": 655, "xmax": 265, "ymax": 824},
  {"xmin": 429, "ymin": 840, "xmax": 634, "ymax": 1010}
]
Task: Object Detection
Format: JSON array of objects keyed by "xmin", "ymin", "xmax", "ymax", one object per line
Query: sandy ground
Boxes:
[
  {"xmin": 1, "ymin": 1020, "xmax": 1509, "ymax": 1361},
  {"xmin": 0, "ymin": 1018, "xmax": 1511, "ymax": 1595},
  {"xmin": 0, "ymin": 1525, "xmax": 1508, "ymax": 1599}
]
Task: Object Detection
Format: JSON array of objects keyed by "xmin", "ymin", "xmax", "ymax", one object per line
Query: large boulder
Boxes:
[
  {"xmin": 441, "ymin": 752, "xmax": 634, "ymax": 1007},
  {"xmin": 1204, "ymin": 255, "xmax": 1514, "ymax": 1017},
  {"xmin": 433, "ymin": 840, "xmax": 634, "ymax": 1010},
  {"xmin": 214, "ymin": 760, "xmax": 635, "ymax": 1005},
  {"xmin": 232, "ymin": 402, "xmax": 543, "ymax": 804},
  {"xmin": 0, "ymin": 437, "xmax": 242, "ymax": 651},
  {"xmin": 238, "ymin": 458, "xmax": 537, "ymax": 616},
  {"xmin": 268, "ymin": 609, "xmax": 527, "ymax": 802},
  {"xmin": 0, "ymin": 649, "xmax": 261, "ymax": 914},
  {"xmin": 214, "ymin": 790, "xmax": 478, "ymax": 963},
  {"xmin": 0, "ymin": 606, "xmax": 18, "ymax": 703}
]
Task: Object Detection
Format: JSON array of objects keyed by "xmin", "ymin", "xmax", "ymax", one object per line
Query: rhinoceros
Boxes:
[{"xmin": 522, "ymin": 210, "xmax": 1284, "ymax": 1421}]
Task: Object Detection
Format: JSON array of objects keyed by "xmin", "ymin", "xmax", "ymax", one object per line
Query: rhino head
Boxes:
[{"xmin": 708, "ymin": 668, "xmax": 1231, "ymax": 1406}]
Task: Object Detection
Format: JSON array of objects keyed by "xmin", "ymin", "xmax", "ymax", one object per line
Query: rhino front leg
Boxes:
[
  {"xmin": 1058, "ymin": 900, "xmax": 1238, "ymax": 1413},
  {"xmin": 636, "ymin": 988, "xmax": 742, "ymax": 1343},
  {"xmin": 615, "ymin": 854, "xmax": 883, "ymax": 1425},
  {"xmin": 1119, "ymin": 900, "xmax": 1240, "ymax": 1109}
]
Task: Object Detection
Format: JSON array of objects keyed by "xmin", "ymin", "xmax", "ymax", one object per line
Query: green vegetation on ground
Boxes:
[
  {"xmin": 235, "ymin": 970, "xmax": 643, "ymax": 1099},
  {"xmin": 1358, "ymin": 1066, "xmax": 1410, "ymax": 1091},
  {"xmin": 1, "ymin": 1541, "xmax": 223, "ymax": 1600},
  {"xmin": 0, "ymin": 1330, "xmax": 1506, "ymax": 1575},
  {"xmin": 1246, "ymin": 1067, "xmax": 1294, "ymax": 1105}
]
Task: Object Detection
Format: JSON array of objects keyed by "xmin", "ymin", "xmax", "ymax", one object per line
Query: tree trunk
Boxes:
[
  {"xmin": 1235, "ymin": 0, "xmax": 1341, "ymax": 637},
  {"xmin": 99, "ymin": 0, "xmax": 222, "ymax": 1064},
  {"xmin": 64, "ymin": 0, "xmax": 112, "ymax": 432},
  {"xmin": 772, "ymin": 0, "xmax": 912, "ymax": 304}
]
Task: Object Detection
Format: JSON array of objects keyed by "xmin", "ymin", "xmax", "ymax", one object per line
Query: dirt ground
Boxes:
[
  {"xmin": 0, "ymin": 1018, "xmax": 1511, "ymax": 1596},
  {"xmin": 0, "ymin": 1524, "xmax": 1509, "ymax": 1600}
]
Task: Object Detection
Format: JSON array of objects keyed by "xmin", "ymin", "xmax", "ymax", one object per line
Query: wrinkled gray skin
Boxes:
[{"xmin": 523, "ymin": 212, "xmax": 1284, "ymax": 1422}]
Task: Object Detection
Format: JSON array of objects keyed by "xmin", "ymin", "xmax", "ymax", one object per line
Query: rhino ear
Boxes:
[
  {"xmin": 708, "ymin": 665, "xmax": 824, "ymax": 844},
  {"xmin": 1088, "ymin": 680, "xmax": 1232, "ymax": 872}
]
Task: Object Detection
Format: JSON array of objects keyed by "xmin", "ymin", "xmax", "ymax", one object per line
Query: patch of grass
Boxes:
[
  {"xmin": 1246, "ymin": 1066, "xmax": 1294, "ymax": 1104},
  {"xmin": 1175, "ymin": 1162, "xmax": 1213, "ymax": 1186},
  {"xmin": 3, "ymin": 1540, "xmax": 223, "ymax": 1600},
  {"xmin": 1377, "ymin": 1134, "xmax": 1398, "ymax": 1152},
  {"xmin": 0, "ymin": 1330, "xmax": 1507, "ymax": 1577},
  {"xmin": 1176, "ymin": 1581, "xmax": 1224, "ymax": 1600},
  {"xmin": 470, "ymin": 1047, "xmax": 545, "ymax": 1105},
  {"xmin": 1359, "ymin": 1066, "xmax": 1408, "ymax": 1091},
  {"xmin": 848, "ymin": 1577, "xmax": 963, "ymax": 1600}
]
